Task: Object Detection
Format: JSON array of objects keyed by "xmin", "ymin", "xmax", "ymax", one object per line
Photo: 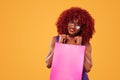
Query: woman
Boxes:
[{"xmin": 46, "ymin": 7, "xmax": 95, "ymax": 80}]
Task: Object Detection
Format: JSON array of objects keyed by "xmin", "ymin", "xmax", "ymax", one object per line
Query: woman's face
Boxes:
[{"xmin": 67, "ymin": 19, "xmax": 81, "ymax": 36}]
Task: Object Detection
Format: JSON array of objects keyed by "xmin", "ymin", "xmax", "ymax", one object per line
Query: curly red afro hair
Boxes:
[{"xmin": 56, "ymin": 7, "xmax": 95, "ymax": 44}]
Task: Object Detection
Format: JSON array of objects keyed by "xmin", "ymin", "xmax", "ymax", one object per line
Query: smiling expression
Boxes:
[{"xmin": 67, "ymin": 19, "xmax": 81, "ymax": 36}]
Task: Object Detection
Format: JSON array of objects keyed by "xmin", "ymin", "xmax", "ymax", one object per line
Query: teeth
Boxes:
[{"xmin": 70, "ymin": 28, "xmax": 74, "ymax": 32}]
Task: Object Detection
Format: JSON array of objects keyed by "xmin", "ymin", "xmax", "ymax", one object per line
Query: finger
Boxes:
[{"xmin": 66, "ymin": 35, "xmax": 69, "ymax": 39}]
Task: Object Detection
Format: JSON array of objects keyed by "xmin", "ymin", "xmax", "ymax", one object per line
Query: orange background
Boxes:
[{"xmin": 0, "ymin": 0, "xmax": 120, "ymax": 80}]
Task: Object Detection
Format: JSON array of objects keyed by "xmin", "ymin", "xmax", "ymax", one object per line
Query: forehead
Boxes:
[
  {"xmin": 69, "ymin": 19, "xmax": 79, "ymax": 23},
  {"xmin": 73, "ymin": 19, "xmax": 78, "ymax": 23}
]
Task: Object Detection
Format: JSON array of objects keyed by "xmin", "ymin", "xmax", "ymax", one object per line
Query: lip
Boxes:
[{"xmin": 69, "ymin": 28, "xmax": 76, "ymax": 32}]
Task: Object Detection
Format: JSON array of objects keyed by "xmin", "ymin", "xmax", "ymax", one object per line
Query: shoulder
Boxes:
[
  {"xmin": 85, "ymin": 43, "xmax": 92, "ymax": 53},
  {"xmin": 51, "ymin": 36, "xmax": 58, "ymax": 42},
  {"xmin": 50, "ymin": 36, "xmax": 58, "ymax": 48},
  {"xmin": 85, "ymin": 42, "xmax": 92, "ymax": 48}
]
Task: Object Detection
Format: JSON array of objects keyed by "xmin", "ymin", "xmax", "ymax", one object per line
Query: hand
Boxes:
[
  {"xmin": 74, "ymin": 36, "xmax": 82, "ymax": 45},
  {"xmin": 59, "ymin": 34, "xmax": 67, "ymax": 43}
]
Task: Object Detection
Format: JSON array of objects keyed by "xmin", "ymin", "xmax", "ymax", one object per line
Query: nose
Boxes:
[
  {"xmin": 70, "ymin": 23, "xmax": 76, "ymax": 28},
  {"xmin": 71, "ymin": 24, "xmax": 75, "ymax": 28}
]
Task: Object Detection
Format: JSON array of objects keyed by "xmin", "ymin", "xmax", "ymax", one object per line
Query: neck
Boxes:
[
  {"xmin": 68, "ymin": 33, "xmax": 78, "ymax": 37},
  {"xmin": 68, "ymin": 35, "xmax": 75, "ymax": 38}
]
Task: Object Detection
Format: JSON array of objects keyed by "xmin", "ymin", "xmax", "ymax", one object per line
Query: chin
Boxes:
[
  {"xmin": 69, "ymin": 32, "xmax": 79, "ymax": 36},
  {"xmin": 69, "ymin": 33, "xmax": 75, "ymax": 36}
]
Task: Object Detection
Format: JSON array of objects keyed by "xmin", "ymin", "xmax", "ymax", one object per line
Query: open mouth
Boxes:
[{"xmin": 69, "ymin": 28, "xmax": 76, "ymax": 32}]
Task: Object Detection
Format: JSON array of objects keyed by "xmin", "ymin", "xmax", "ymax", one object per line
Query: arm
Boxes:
[
  {"xmin": 46, "ymin": 36, "xmax": 56, "ymax": 68},
  {"xmin": 46, "ymin": 34, "xmax": 68, "ymax": 68},
  {"xmin": 83, "ymin": 43, "xmax": 93, "ymax": 72}
]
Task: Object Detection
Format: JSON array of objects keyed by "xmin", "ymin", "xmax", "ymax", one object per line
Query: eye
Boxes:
[
  {"xmin": 69, "ymin": 23, "xmax": 74, "ymax": 27},
  {"xmin": 76, "ymin": 25, "xmax": 80, "ymax": 29},
  {"xmin": 71, "ymin": 23, "xmax": 74, "ymax": 26}
]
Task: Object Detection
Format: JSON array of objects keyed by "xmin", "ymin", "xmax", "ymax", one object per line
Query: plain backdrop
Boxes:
[{"xmin": 0, "ymin": 0, "xmax": 120, "ymax": 80}]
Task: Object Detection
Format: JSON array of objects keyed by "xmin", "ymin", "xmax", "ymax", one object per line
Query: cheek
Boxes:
[
  {"xmin": 67, "ymin": 26, "xmax": 70, "ymax": 30},
  {"xmin": 75, "ymin": 29, "xmax": 80, "ymax": 33}
]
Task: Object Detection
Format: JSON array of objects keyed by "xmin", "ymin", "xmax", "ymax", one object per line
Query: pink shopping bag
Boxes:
[{"xmin": 50, "ymin": 42, "xmax": 86, "ymax": 80}]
